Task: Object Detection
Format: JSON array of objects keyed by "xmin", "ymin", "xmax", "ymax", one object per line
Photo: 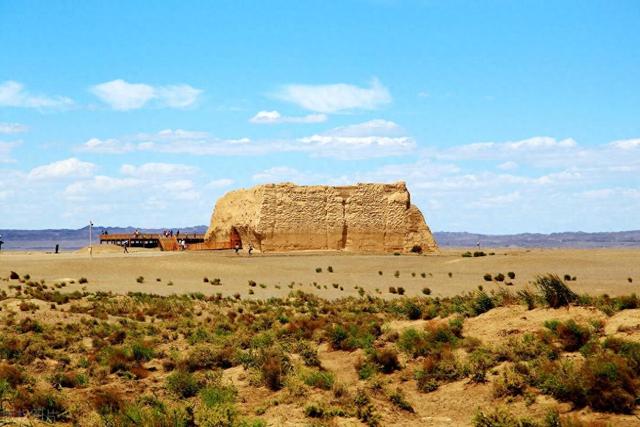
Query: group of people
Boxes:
[{"xmin": 234, "ymin": 242, "xmax": 254, "ymax": 255}]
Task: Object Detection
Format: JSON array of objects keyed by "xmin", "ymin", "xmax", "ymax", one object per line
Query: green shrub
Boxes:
[
  {"xmin": 302, "ymin": 369, "xmax": 334, "ymax": 390},
  {"xmin": 166, "ymin": 370, "xmax": 200, "ymax": 398},
  {"xmin": 534, "ymin": 274, "xmax": 577, "ymax": 308},
  {"xmin": 369, "ymin": 347, "xmax": 400, "ymax": 374},
  {"xmin": 388, "ymin": 387, "xmax": 414, "ymax": 412}
]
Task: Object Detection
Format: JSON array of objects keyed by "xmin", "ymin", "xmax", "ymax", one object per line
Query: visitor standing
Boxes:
[
  {"xmin": 123, "ymin": 240, "xmax": 129, "ymax": 253},
  {"xmin": 0, "ymin": 234, "xmax": 3, "ymax": 252},
  {"xmin": 248, "ymin": 243, "xmax": 254, "ymax": 256},
  {"xmin": 234, "ymin": 243, "xmax": 240, "ymax": 254}
]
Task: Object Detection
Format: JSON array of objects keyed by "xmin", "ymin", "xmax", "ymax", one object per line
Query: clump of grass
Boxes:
[
  {"xmin": 315, "ymin": 267, "xmax": 322, "ymax": 273},
  {"xmin": 301, "ymin": 369, "xmax": 335, "ymax": 390},
  {"xmin": 534, "ymin": 274, "xmax": 577, "ymax": 308},
  {"xmin": 462, "ymin": 251, "xmax": 472, "ymax": 258},
  {"xmin": 327, "ymin": 266, "xmax": 333, "ymax": 273},
  {"xmin": 394, "ymin": 270, "xmax": 400, "ymax": 278},
  {"xmin": 166, "ymin": 370, "xmax": 200, "ymax": 398},
  {"xmin": 483, "ymin": 273, "xmax": 492, "ymax": 282},
  {"xmin": 494, "ymin": 273, "xmax": 505, "ymax": 282},
  {"xmin": 397, "ymin": 287, "xmax": 405, "ymax": 295},
  {"xmin": 211, "ymin": 278, "xmax": 222, "ymax": 286},
  {"xmin": 473, "ymin": 251, "xmax": 486, "ymax": 257},
  {"xmin": 388, "ymin": 387, "xmax": 414, "ymax": 412},
  {"xmin": 389, "ymin": 286, "xmax": 397, "ymax": 294},
  {"xmin": 136, "ymin": 276, "xmax": 144, "ymax": 284},
  {"xmin": 507, "ymin": 271, "xmax": 516, "ymax": 279},
  {"xmin": 421, "ymin": 272, "xmax": 427, "ymax": 278},
  {"xmin": 203, "ymin": 277, "xmax": 209, "ymax": 283},
  {"xmin": 422, "ymin": 287, "xmax": 431, "ymax": 295},
  {"xmin": 78, "ymin": 277, "xmax": 88, "ymax": 284}
]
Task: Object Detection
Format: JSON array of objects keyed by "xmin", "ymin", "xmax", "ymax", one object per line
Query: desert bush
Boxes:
[
  {"xmin": 369, "ymin": 347, "xmax": 400, "ymax": 374},
  {"xmin": 131, "ymin": 340, "xmax": 155, "ymax": 362},
  {"xmin": 415, "ymin": 348, "xmax": 463, "ymax": 391},
  {"xmin": 422, "ymin": 287, "xmax": 431, "ymax": 295},
  {"xmin": 388, "ymin": 387, "xmax": 414, "ymax": 412},
  {"xmin": 261, "ymin": 351, "xmax": 287, "ymax": 390},
  {"xmin": 494, "ymin": 273, "xmax": 505, "ymax": 282},
  {"xmin": 78, "ymin": 277, "xmax": 88, "ymax": 284},
  {"xmin": 534, "ymin": 274, "xmax": 577, "ymax": 308},
  {"xmin": 462, "ymin": 251, "xmax": 472, "ymax": 257},
  {"xmin": 507, "ymin": 271, "xmax": 516, "ymax": 279},
  {"xmin": 483, "ymin": 273, "xmax": 492, "ymax": 282},
  {"xmin": 327, "ymin": 266, "xmax": 333, "ymax": 273},
  {"xmin": 388, "ymin": 286, "xmax": 397, "ymax": 294},
  {"xmin": 472, "ymin": 407, "xmax": 536, "ymax": 427},
  {"xmin": 13, "ymin": 388, "xmax": 68, "ymax": 421},
  {"xmin": 546, "ymin": 319, "xmax": 591, "ymax": 352},
  {"xmin": 517, "ymin": 288, "xmax": 537, "ymax": 310},
  {"xmin": 136, "ymin": 276, "xmax": 144, "ymax": 284},
  {"xmin": 315, "ymin": 267, "xmax": 322, "ymax": 273},
  {"xmin": 493, "ymin": 364, "xmax": 529, "ymax": 397},
  {"xmin": 473, "ymin": 251, "xmax": 486, "ymax": 257},
  {"xmin": 166, "ymin": 370, "xmax": 200, "ymax": 398},
  {"xmin": 50, "ymin": 370, "xmax": 87, "ymax": 388},
  {"xmin": 326, "ymin": 319, "xmax": 380, "ymax": 351},
  {"xmin": 466, "ymin": 348, "xmax": 496, "ymax": 383},
  {"xmin": 185, "ymin": 344, "xmax": 236, "ymax": 371},
  {"xmin": 10, "ymin": 271, "xmax": 20, "ymax": 280},
  {"xmin": 301, "ymin": 368, "xmax": 335, "ymax": 390},
  {"xmin": 297, "ymin": 341, "xmax": 320, "ymax": 367},
  {"xmin": 403, "ymin": 300, "xmax": 422, "ymax": 320},
  {"xmin": 397, "ymin": 287, "xmax": 406, "ymax": 295},
  {"xmin": 0, "ymin": 364, "xmax": 27, "ymax": 390},
  {"xmin": 471, "ymin": 291, "xmax": 495, "ymax": 315}
]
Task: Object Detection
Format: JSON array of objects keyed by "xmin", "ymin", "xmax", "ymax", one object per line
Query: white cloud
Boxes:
[
  {"xmin": 0, "ymin": 81, "xmax": 73, "ymax": 109},
  {"xmin": 609, "ymin": 138, "xmax": 640, "ymax": 150},
  {"xmin": 64, "ymin": 176, "xmax": 143, "ymax": 198},
  {"xmin": 298, "ymin": 119, "xmax": 414, "ymax": 159},
  {"xmin": 206, "ymin": 178, "xmax": 235, "ymax": 189},
  {"xmin": 274, "ymin": 78, "xmax": 391, "ymax": 113},
  {"xmin": 0, "ymin": 122, "xmax": 28, "ymax": 134},
  {"xmin": 79, "ymin": 121, "xmax": 415, "ymax": 159},
  {"xmin": 28, "ymin": 158, "xmax": 96, "ymax": 180},
  {"xmin": 120, "ymin": 162, "xmax": 198, "ymax": 178},
  {"xmin": 249, "ymin": 110, "xmax": 327, "ymax": 124},
  {"xmin": 80, "ymin": 137, "xmax": 135, "ymax": 154},
  {"xmin": 471, "ymin": 191, "xmax": 521, "ymax": 208},
  {"xmin": 90, "ymin": 79, "xmax": 202, "ymax": 111},
  {"xmin": 497, "ymin": 161, "xmax": 518, "ymax": 170},
  {"xmin": 0, "ymin": 141, "xmax": 20, "ymax": 163}
]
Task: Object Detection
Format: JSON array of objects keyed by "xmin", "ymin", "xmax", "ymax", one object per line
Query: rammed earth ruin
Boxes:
[{"xmin": 204, "ymin": 182, "xmax": 438, "ymax": 253}]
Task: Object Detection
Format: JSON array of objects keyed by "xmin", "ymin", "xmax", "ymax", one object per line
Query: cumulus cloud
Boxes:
[
  {"xmin": 298, "ymin": 119, "xmax": 415, "ymax": 159},
  {"xmin": 274, "ymin": 78, "xmax": 391, "ymax": 113},
  {"xmin": 79, "ymin": 121, "xmax": 415, "ymax": 159},
  {"xmin": 90, "ymin": 79, "xmax": 201, "ymax": 111},
  {"xmin": 0, "ymin": 122, "xmax": 28, "ymax": 134},
  {"xmin": 28, "ymin": 158, "xmax": 96, "ymax": 180},
  {"xmin": 249, "ymin": 110, "xmax": 327, "ymax": 124},
  {"xmin": 609, "ymin": 138, "xmax": 640, "ymax": 150},
  {"xmin": 206, "ymin": 178, "xmax": 235, "ymax": 189},
  {"xmin": 80, "ymin": 137, "xmax": 136, "ymax": 154},
  {"xmin": 0, "ymin": 81, "xmax": 73, "ymax": 109},
  {"xmin": 120, "ymin": 162, "xmax": 198, "ymax": 178}
]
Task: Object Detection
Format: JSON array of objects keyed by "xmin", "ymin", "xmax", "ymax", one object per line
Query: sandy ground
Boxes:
[{"xmin": 1, "ymin": 247, "xmax": 638, "ymax": 299}]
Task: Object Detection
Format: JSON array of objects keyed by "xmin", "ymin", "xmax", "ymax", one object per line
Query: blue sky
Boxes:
[{"xmin": 1, "ymin": 0, "xmax": 639, "ymax": 233}]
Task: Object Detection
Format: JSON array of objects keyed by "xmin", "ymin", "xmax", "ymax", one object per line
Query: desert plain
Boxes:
[{"xmin": 1, "ymin": 247, "xmax": 638, "ymax": 298}]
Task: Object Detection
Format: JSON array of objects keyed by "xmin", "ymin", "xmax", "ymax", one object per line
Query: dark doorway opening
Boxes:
[{"xmin": 230, "ymin": 227, "xmax": 242, "ymax": 248}]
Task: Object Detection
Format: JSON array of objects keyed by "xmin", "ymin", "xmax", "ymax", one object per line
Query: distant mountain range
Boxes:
[
  {"xmin": 0, "ymin": 226, "xmax": 208, "ymax": 251},
  {"xmin": 433, "ymin": 230, "xmax": 640, "ymax": 248},
  {"xmin": 1, "ymin": 227, "xmax": 639, "ymax": 251}
]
